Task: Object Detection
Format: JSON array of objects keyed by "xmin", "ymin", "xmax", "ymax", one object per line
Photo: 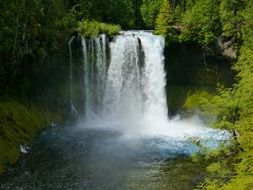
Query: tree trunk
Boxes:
[{"xmin": 13, "ymin": 16, "xmax": 19, "ymax": 59}]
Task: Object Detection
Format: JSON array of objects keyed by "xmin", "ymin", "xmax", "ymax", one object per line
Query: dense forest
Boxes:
[{"xmin": 1, "ymin": 0, "xmax": 253, "ymax": 189}]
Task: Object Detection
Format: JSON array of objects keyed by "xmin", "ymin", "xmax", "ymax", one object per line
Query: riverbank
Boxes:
[{"xmin": 0, "ymin": 99, "xmax": 63, "ymax": 174}]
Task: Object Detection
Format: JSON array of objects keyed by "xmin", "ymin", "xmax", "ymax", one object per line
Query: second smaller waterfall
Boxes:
[
  {"xmin": 69, "ymin": 37, "xmax": 78, "ymax": 116},
  {"xmin": 81, "ymin": 35, "xmax": 108, "ymax": 119}
]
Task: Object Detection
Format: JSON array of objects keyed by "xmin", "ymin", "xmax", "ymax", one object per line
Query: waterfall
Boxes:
[
  {"xmin": 96, "ymin": 34, "xmax": 107, "ymax": 106},
  {"xmin": 139, "ymin": 32, "xmax": 169, "ymax": 129},
  {"xmin": 102, "ymin": 31, "xmax": 169, "ymax": 132},
  {"xmin": 73, "ymin": 31, "xmax": 229, "ymax": 140},
  {"xmin": 81, "ymin": 37, "xmax": 89, "ymax": 118},
  {"xmin": 81, "ymin": 35, "xmax": 108, "ymax": 119},
  {"xmin": 68, "ymin": 37, "xmax": 78, "ymax": 116},
  {"xmin": 69, "ymin": 32, "xmax": 166, "ymax": 131},
  {"xmin": 79, "ymin": 31, "xmax": 168, "ymax": 124}
]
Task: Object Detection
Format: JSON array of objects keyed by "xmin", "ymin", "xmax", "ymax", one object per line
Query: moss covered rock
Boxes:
[{"xmin": 0, "ymin": 100, "xmax": 62, "ymax": 174}]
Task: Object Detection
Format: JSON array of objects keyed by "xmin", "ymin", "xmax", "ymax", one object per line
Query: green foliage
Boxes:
[
  {"xmin": 0, "ymin": 0, "xmax": 78, "ymax": 94},
  {"xmin": 185, "ymin": 2, "xmax": 253, "ymax": 186},
  {"xmin": 184, "ymin": 91, "xmax": 214, "ymax": 113},
  {"xmin": 2, "ymin": 0, "xmax": 75, "ymax": 60},
  {"xmin": 77, "ymin": 20, "xmax": 121, "ymax": 38},
  {"xmin": 70, "ymin": 0, "xmax": 138, "ymax": 29},
  {"xmin": 233, "ymin": 47, "xmax": 253, "ymax": 118},
  {"xmin": 140, "ymin": 0, "xmax": 163, "ymax": 28},
  {"xmin": 140, "ymin": 0, "xmax": 187, "ymax": 29},
  {"xmin": 184, "ymin": 88, "xmax": 239, "ymax": 130},
  {"xmin": 241, "ymin": 1, "xmax": 253, "ymax": 49},
  {"xmin": 180, "ymin": 0, "xmax": 221, "ymax": 45},
  {"xmin": 178, "ymin": 0, "xmax": 250, "ymax": 47},
  {"xmin": 185, "ymin": 0, "xmax": 197, "ymax": 10},
  {"xmin": 174, "ymin": 5, "xmax": 183, "ymax": 23},
  {"xmin": 219, "ymin": 0, "xmax": 245, "ymax": 39},
  {"xmin": 154, "ymin": 0, "xmax": 174, "ymax": 36}
]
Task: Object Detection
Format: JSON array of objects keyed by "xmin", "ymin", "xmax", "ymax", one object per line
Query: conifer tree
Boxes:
[
  {"xmin": 140, "ymin": 0, "xmax": 163, "ymax": 29},
  {"xmin": 220, "ymin": 0, "xmax": 245, "ymax": 39},
  {"xmin": 154, "ymin": 0, "xmax": 174, "ymax": 36}
]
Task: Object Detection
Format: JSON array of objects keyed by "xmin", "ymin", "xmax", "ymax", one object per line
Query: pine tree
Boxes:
[
  {"xmin": 220, "ymin": 0, "xmax": 245, "ymax": 39},
  {"xmin": 140, "ymin": 0, "xmax": 163, "ymax": 29},
  {"xmin": 154, "ymin": 0, "xmax": 174, "ymax": 36}
]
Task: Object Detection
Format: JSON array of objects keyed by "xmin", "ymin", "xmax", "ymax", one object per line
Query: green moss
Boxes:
[{"xmin": 0, "ymin": 100, "xmax": 62, "ymax": 174}]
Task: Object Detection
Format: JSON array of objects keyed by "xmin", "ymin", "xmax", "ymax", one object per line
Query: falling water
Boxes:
[
  {"xmin": 96, "ymin": 34, "xmax": 107, "ymax": 107},
  {"xmin": 102, "ymin": 31, "xmax": 168, "ymax": 127},
  {"xmin": 79, "ymin": 31, "xmax": 169, "ymax": 129},
  {"xmin": 78, "ymin": 31, "xmax": 228, "ymax": 140},
  {"xmin": 68, "ymin": 37, "xmax": 78, "ymax": 116},
  {"xmin": 101, "ymin": 31, "xmax": 177, "ymax": 136},
  {"xmin": 81, "ymin": 35, "xmax": 108, "ymax": 119},
  {"xmin": 81, "ymin": 37, "xmax": 89, "ymax": 118}
]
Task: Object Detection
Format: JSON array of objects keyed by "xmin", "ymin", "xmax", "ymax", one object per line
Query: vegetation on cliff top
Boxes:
[{"xmin": 77, "ymin": 20, "xmax": 121, "ymax": 38}]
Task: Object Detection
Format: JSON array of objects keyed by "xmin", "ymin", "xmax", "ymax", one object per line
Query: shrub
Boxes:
[{"xmin": 77, "ymin": 20, "xmax": 121, "ymax": 38}]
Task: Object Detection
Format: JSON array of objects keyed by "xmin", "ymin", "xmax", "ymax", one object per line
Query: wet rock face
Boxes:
[
  {"xmin": 164, "ymin": 42, "xmax": 234, "ymax": 115},
  {"xmin": 164, "ymin": 42, "xmax": 234, "ymax": 86}
]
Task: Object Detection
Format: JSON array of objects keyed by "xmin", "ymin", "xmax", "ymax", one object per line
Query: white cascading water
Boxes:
[
  {"xmin": 96, "ymin": 34, "xmax": 107, "ymax": 106},
  {"xmin": 102, "ymin": 31, "xmax": 170, "ymax": 135},
  {"xmin": 103, "ymin": 33, "xmax": 143, "ymax": 120},
  {"xmin": 81, "ymin": 35, "xmax": 108, "ymax": 119},
  {"xmin": 137, "ymin": 32, "xmax": 169, "ymax": 131},
  {"xmin": 77, "ymin": 31, "xmax": 228, "ymax": 142},
  {"xmin": 68, "ymin": 37, "xmax": 78, "ymax": 116}
]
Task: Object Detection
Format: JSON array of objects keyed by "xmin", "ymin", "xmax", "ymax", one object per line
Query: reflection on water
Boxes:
[{"xmin": 0, "ymin": 123, "xmax": 212, "ymax": 190}]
